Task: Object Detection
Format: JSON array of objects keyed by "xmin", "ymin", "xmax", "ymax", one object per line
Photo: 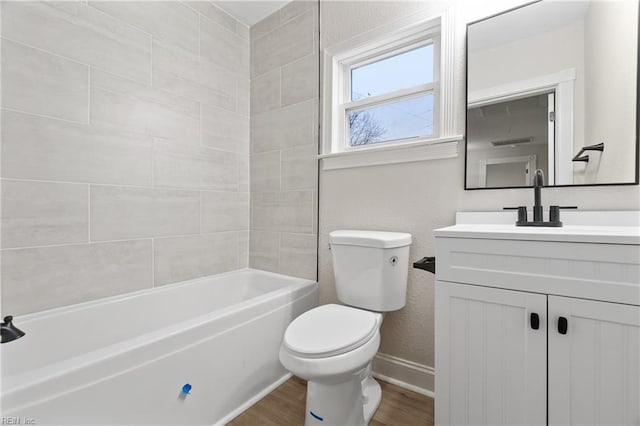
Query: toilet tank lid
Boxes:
[{"xmin": 329, "ymin": 230, "xmax": 412, "ymax": 248}]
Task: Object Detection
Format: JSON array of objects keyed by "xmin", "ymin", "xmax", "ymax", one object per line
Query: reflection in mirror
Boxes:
[{"xmin": 465, "ymin": 0, "xmax": 639, "ymax": 189}]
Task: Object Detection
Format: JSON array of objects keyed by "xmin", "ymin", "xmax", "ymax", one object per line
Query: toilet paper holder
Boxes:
[{"xmin": 413, "ymin": 257, "xmax": 435, "ymax": 274}]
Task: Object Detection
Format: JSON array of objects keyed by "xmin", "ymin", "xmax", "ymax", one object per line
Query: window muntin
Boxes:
[
  {"xmin": 348, "ymin": 93, "xmax": 435, "ymax": 146},
  {"xmin": 350, "ymin": 44, "xmax": 434, "ymax": 101}
]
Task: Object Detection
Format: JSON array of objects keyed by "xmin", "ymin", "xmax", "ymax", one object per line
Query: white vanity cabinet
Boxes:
[
  {"xmin": 547, "ymin": 296, "xmax": 640, "ymax": 426},
  {"xmin": 434, "ymin": 212, "xmax": 640, "ymax": 426}
]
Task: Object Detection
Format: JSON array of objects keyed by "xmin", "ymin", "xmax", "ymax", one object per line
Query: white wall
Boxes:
[{"xmin": 319, "ymin": 0, "xmax": 640, "ymax": 393}]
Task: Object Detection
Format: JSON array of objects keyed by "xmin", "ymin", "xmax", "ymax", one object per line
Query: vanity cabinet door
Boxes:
[
  {"xmin": 435, "ymin": 281, "xmax": 547, "ymax": 426},
  {"xmin": 548, "ymin": 296, "xmax": 640, "ymax": 426}
]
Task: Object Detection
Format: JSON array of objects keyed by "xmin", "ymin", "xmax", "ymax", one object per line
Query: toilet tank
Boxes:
[{"xmin": 329, "ymin": 230, "xmax": 412, "ymax": 312}]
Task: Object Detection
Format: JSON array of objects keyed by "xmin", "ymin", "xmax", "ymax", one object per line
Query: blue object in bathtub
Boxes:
[{"xmin": 181, "ymin": 384, "xmax": 192, "ymax": 395}]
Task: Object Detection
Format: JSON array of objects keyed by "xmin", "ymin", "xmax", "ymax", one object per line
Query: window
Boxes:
[
  {"xmin": 321, "ymin": 12, "xmax": 461, "ymax": 170},
  {"xmin": 332, "ymin": 23, "xmax": 440, "ymax": 152},
  {"xmin": 348, "ymin": 44, "xmax": 437, "ymax": 147}
]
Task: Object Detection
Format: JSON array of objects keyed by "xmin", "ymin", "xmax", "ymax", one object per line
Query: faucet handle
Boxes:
[
  {"xmin": 504, "ymin": 206, "xmax": 527, "ymax": 223},
  {"xmin": 549, "ymin": 206, "xmax": 578, "ymax": 224}
]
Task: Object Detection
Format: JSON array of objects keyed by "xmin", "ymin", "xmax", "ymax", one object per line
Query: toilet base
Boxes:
[
  {"xmin": 362, "ymin": 375, "xmax": 382, "ymax": 423},
  {"xmin": 303, "ymin": 365, "xmax": 382, "ymax": 426}
]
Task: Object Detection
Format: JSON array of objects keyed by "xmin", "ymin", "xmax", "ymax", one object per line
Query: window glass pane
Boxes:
[
  {"xmin": 348, "ymin": 93, "xmax": 434, "ymax": 146},
  {"xmin": 351, "ymin": 44, "xmax": 434, "ymax": 101}
]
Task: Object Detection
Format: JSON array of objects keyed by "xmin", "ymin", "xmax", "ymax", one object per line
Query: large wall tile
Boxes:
[
  {"xmin": 236, "ymin": 22, "xmax": 250, "ymax": 40},
  {"xmin": 281, "ymin": 54, "xmax": 319, "ymax": 106},
  {"xmin": 250, "ymin": 110, "xmax": 281, "ymax": 153},
  {"xmin": 92, "ymin": 68, "xmax": 199, "ymax": 117},
  {"xmin": 279, "ymin": 233, "xmax": 317, "ymax": 280},
  {"xmin": 250, "ymin": 11, "xmax": 280, "ymax": 41},
  {"xmin": 281, "ymin": 144, "xmax": 318, "ymax": 191},
  {"xmin": 249, "ymin": 230, "xmax": 279, "ymax": 272},
  {"xmin": 186, "ymin": 1, "xmax": 236, "ymax": 33},
  {"xmin": 237, "ymin": 78, "xmax": 250, "ymax": 117},
  {"xmin": 201, "ymin": 191, "xmax": 249, "ymax": 232},
  {"xmin": 88, "ymin": 1, "xmax": 199, "ymax": 54},
  {"xmin": 251, "ymin": 151, "xmax": 281, "ymax": 192},
  {"xmin": 278, "ymin": 191, "xmax": 314, "ymax": 233},
  {"xmin": 200, "ymin": 14, "xmax": 249, "ymax": 74},
  {"xmin": 1, "ymin": 180, "xmax": 88, "ymax": 249},
  {"xmin": 154, "ymin": 232, "xmax": 239, "ymax": 285},
  {"xmin": 1, "ymin": 110, "xmax": 152, "ymax": 186},
  {"xmin": 1, "ymin": 1, "xmax": 151, "ymax": 83},
  {"xmin": 251, "ymin": 99, "xmax": 316, "ymax": 153},
  {"xmin": 252, "ymin": 191, "xmax": 313, "ymax": 233},
  {"xmin": 153, "ymin": 148, "xmax": 238, "ymax": 191},
  {"xmin": 0, "ymin": 0, "xmax": 255, "ymax": 316},
  {"xmin": 278, "ymin": 99, "xmax": 318, "ymax": 149},
  {"xmin": 1, "ymin": 39, "xmax": 88, "ymax": 122},
  {"xmin": 151, "ymin": 41, "xmax": 237, "ymax": 112},
  {"xmin": 279, "ymin": 0, "xmax": 315, "ymax": 24},
  {"xmin": 1, "ymin": 240, "xmax": 152, "ymax": 315},
  {"xmin": 91, "ymin": 72, "xmax": 200, "ymax": 152},
  {"xmin": 238, "ymin": 155, "xmax": 250, "ymax": 192},
  {"xmin": 90, "ymin": 186, "xmax": 199, "ymax": 241},
  {"xmin": 249, "ymin": 3, "xmax": 319, "ymax": 279},
  {"xmin": 252, "ymin": 9, "xmax": 315, "ymax": 77},
  {"xmin": 238, "ymin": 230, "xmax": 249, "ymax": 268},
  {"xmin": 251, "ymin": 68, "xmax": 281, "ymax": 115},
  {"xmin": 201, "ymin": 105, "xmax": 249, "ymax": 153}
]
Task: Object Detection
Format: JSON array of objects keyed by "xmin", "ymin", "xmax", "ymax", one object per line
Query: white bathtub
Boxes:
[{"xmin": 0, "ymin": 269, "xmax": 317, "ymax": 425}]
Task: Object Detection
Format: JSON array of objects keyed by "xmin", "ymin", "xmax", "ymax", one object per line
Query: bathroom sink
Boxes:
[{"xmin": 434, "ymin": 211, "xmax": 640, "ymax": 245}]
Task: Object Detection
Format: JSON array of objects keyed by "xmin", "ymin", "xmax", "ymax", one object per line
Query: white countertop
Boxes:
[{"xmin": 434, "ymin": 211, "xmax": 640, "ymax": 245}]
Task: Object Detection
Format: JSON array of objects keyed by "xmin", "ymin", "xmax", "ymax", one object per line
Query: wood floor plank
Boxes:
[{"xmin": 228, "ymin": 377, "xmax": 433, "ymax": 425}]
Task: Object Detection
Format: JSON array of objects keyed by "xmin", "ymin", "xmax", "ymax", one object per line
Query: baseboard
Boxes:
[
  {"xmin": 372, "ymin": 352, "xmax": 435, "ymax": 398},
  {"xmin": 219, "ymin": 372, "xmax": 293, "ymax": 425}
]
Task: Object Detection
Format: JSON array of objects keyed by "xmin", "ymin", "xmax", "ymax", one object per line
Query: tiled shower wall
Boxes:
[
  {"xmin": 1, "ymin": 1, "xmax": 251, "ymax": 315},
  {"xmin": 248, "ymin": 2, "xmax": 319, "ymax": 280}
]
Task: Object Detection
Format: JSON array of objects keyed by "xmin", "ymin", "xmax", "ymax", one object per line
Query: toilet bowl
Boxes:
[
  {"xmin": 279, "ymin": 304, "xmax": 383, "ymax": 425},
  {"xmin": 279, "ymin": 230, "xmax": 412, "ymax": 426}
]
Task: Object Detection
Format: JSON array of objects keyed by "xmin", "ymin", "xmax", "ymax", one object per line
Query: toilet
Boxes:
[{"xmin": 279, "ymin": 230, "xmax": 412, "ymax": 425}]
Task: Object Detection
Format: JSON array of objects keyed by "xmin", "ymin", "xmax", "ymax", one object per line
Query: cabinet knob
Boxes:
[
  {"xmin": 558, "ymin": 316, "xmax": 568, "ymax": 335},
  {"xmin": 530, "ymin": 312, "xmax": 540, "ymax": 330}
]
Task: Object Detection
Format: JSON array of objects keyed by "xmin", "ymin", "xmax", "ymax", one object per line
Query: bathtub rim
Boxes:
[{"xmin": 8, "ymin": 268, "xmax": 315, "ymax": 324}]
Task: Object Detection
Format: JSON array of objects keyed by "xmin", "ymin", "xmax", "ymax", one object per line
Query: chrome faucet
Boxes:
[{"xmin": 503, "ymin": 168, "xmax": 577, "ymax": 227}]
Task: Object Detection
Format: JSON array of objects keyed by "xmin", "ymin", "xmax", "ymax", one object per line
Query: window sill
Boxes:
[{"xmin": 319, "ymin": 135, "xmax": 463, "ymax": 170}]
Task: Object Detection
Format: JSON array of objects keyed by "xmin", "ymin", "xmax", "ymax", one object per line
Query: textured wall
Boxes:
[
  {"xmin": 319, "ymin": 0, "xmax": 640, "ymax": 386},
  {"xmin": 248, "ymin": 1, "xmax": 319, "ymax": 280},
  {"xmin": 1, "ymin": 1, "xmax": 250, "ymax": 315}
]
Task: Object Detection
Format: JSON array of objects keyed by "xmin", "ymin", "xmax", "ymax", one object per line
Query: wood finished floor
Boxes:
[{"xmin": 228, "ymin": 376, "xmax": 434, "ymax": 426}]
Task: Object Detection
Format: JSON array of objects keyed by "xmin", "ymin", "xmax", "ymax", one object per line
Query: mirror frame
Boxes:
[{"xmin": 464, "ymin": 0, "xmax": 640, "ymax": 190}]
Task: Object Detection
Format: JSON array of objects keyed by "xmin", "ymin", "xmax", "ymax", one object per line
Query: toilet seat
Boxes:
[{"xmin": 283, "ymin": 304, "xmax": 379, "ymax": 358}]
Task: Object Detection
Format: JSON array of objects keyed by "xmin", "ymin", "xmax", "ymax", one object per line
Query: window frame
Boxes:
[
  {"xmin": 339, "ymin": 35, "xmax": 441, "ymax": 150},
  {"xmin": 320, "ymin": 10, "xmax": 462, "ymax": 170}
]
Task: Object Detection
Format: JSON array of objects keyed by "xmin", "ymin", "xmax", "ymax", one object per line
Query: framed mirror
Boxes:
[{"xmin": 465, "ymin": 0, "xmax": 639, "ymax": 189}]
